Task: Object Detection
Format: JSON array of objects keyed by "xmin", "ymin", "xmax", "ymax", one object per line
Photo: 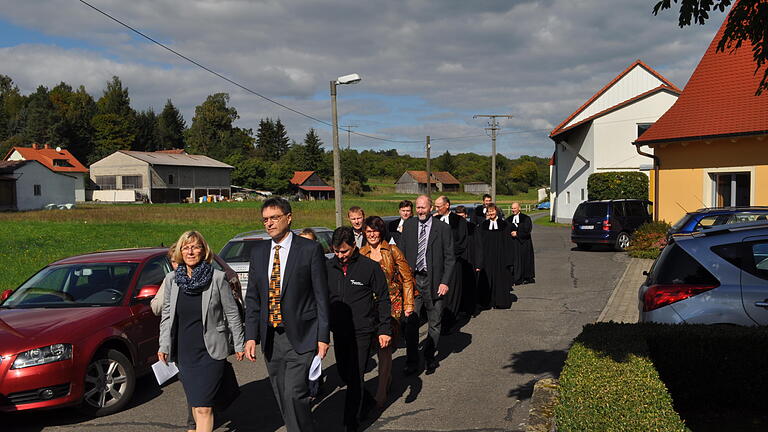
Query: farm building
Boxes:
[
  {"xmin": 464, "ymin": 182, "xmax": 490, "ymax": 195},
  {"xmin": 289, "ymin": 171, "xmax": 334, "ymax": 200},
  {"xmin": 89, "ymin": 150, "xmax": 233, "ymax": 203},
  {"xmin": 0, "ymin": 160, "xmax": 76, "ymax": 211},
  {"xmin": 395, "ymin": 171, "xmax": 460, "ymax": 194},
  {"xmin": 4, "ymin": 143, "xmax": 88, "ymax": 202}
]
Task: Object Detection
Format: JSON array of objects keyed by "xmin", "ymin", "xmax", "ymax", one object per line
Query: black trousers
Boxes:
[
  {"xmin": 264, "ymin": 327, "xmax": 315, "ymax": 432},
  {"xmin": 404, "ymin": 272, "xmax": 443, "ymax": 365},
  {"xmin": 333, "ymin": 330, "xmax": 374, "ymax": 427}
]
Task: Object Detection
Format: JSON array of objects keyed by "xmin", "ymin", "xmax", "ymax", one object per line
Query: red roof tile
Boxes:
[
  {"xmin": 405, "ymin": 170, "xmax": 460, "ymax": 184},
  {"xmin": 290, "ymin": 171, "xmax": 315, "ymax": 185},
  {"xmin": 550, "ymin": 60, "xmax": 681, "ymax": 138},
  {"xmin": 4, "ymin": 144, "xmax": 88, "ymax": 173},
  {"xmin": 636, "ymin": 5, "xmax": 768, "ymax": 145}
]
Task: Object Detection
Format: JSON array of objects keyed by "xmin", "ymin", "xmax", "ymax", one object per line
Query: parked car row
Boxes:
[{"xmin": 0, "ymin": 226, "xmax": 332, "ymax": 416}]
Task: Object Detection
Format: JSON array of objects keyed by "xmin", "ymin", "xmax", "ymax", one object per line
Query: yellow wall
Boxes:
[{"xmin": 652, "ymin": 135, "xmax": 768, "ymax": 224}]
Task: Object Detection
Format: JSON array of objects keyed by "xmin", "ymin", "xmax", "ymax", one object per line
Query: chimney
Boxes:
[
  {"xmin": 43, "ymin": 144, "xmax": 50, "ymax": 149},
  {"xmin": 32, "ymin": 143, "xmax": 38, "ymax": 150}
]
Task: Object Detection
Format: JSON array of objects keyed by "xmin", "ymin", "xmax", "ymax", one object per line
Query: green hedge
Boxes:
[
  {"xmin": 587, "ymin": 171, "xmax": 649, "ymax": 201},
  {"xmin": 557, "ymin": 323, "xmax": 768, "ymax": 431}
]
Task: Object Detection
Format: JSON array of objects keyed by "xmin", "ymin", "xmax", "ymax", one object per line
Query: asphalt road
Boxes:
[{"xmin": 3, "ymin": 221, "xmax": 629, "ymax": 432}]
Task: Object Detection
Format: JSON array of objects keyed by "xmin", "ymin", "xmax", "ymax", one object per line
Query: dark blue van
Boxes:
[{"xmin": 571, "ymin": 199, "xmax": 652, "ymax": 251}]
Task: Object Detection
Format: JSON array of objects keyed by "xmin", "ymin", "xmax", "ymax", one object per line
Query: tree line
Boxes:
[{"xmin": 0, "ymin": 74, "xmax": 550, "ymax": 195}]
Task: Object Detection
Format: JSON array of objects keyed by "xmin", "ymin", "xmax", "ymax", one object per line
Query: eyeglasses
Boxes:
[
  {"xmin": 262, "ymin": 214, "xmax": 288, "ymax": 224},
  {"xmin": 181, "ymin": 245, "xmax": 203, "ymax": 253}
]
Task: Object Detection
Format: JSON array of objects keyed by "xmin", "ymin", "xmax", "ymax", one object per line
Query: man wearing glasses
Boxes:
[{"xmin": 244, "ymin": 197, "xmax": 330, "ymax": 432}]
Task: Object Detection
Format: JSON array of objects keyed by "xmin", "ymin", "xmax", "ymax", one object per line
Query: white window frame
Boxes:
[{"xmin": 702, "ymin": 166, "xmax": 755, "ymax": 207}]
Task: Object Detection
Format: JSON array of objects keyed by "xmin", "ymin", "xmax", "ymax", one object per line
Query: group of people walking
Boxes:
[{"xmin": 156, "ymin": 194, "xmax": 535, "ymax": 432}]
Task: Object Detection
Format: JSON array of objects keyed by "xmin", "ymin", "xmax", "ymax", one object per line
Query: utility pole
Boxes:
[
  {"xmin": 425, "ymin": 136, "xmax": 431, "ymax": 199},
  {"xmin": 331, "ymin": 81, "xmax": 343, "ymax": 228},
  {"xmin": 473, "ymin": 114, "xmax": 513, "ymax": 203},
  {"xmin": 343, "ymin": 124, "xmax": 358, "ymax": 150}
]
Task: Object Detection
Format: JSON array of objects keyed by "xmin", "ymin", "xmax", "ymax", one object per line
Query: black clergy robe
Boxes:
[
  {"xmin": 508, "ymin": 212, "xmax": 535, "ymax": 284},
  {"xmin": 434, "ymin": 212, "xmax": 468, "ymax": 327},
  {"xmin": 474, "ymin": 218, "xmax": 514, "ymax": 309}
]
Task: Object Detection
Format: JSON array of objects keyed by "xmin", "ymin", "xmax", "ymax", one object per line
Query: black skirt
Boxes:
[{"xmin": 175, "ymin": 287, "xmax": 225, "ymax": 407}]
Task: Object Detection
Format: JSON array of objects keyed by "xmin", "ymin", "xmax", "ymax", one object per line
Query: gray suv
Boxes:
[
  {"xmin": 218, "ymin": 227, "xmax": 334, "ymax": 299},
  {"xmin": 639, "ymin": 221, "xmax": 768, "ymax": 325}
]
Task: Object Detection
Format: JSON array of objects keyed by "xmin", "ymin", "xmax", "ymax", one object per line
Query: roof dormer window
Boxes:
[{"xmin": 53, "ymin": 159, "xmax": 74, "ymax": 167}]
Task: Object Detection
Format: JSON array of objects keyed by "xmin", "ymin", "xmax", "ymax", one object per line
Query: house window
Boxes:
[
  {"xmin": 637, "ymin": 123, "xmax": 654, "ymax": 138},
  {"xmin": 34, "ymin": 185, "xmax": 41, "ymax": 196},
  {"xmin": 121, "ymin": 176, "xmax": 142, "ymax": 189},
  {"xmin": 711, "ymin": 172, "xmax": 750, "ymax": 207},
  {"xmin": 566, "ymin": 191, "xmax": 571, "ymax": 204},
  {"xmin": 95, "ymin": 176, "xmax": 117, "ymax": 190},
  {"xmin": 53, "ymin": 159, "xmax": 74, "ymax": 167},
  {"xmin": 168, "ymin": 174, "xmax": 174, "ymax": 185}
]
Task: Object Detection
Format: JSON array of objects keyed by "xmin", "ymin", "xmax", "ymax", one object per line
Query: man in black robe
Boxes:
[
  {"xmin": 508, "ymin": 202, "xmax": 535, "ymax": 285},
  {"xmin": 454, "ymin": 206, "xmax": 478, "ymax": 317},
  {"xmin": 473, "ymin": 193, "xmax": 504, "ymax": 226},
  {"xmin": 474, "ymin": 204, "xmax": 514, "ymax": 309},
  {"xmin": 434, "ymin": 196, "xmax": 468, "ymax": 333}
]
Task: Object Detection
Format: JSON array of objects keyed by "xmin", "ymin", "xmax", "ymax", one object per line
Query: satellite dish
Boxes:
[{"xmin": 55, "ymin": 146, "xmax": 62, "ymax": 152}]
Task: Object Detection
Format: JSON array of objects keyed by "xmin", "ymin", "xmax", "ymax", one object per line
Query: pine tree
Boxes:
[
  {"xmin": 157, "ymin": 99, "xmax": 186, "ymax": 150},
  {"xmin": 49, "ymin": 83, "xmax": 96, "ymax": 164},
  {"xmin": 134, "ymin": 108, "xmax": 160, "ymax": 152},
  {"xmin": 91, "ymin": 77, "xmax": 136, "ymax": 162},
  {"xmin": 186, "ymin": 93, "xmax": 250, "ymax": 161},
  {"xmin": 22, "ymin": 86, "xmax": 62, "ymax": 145}
]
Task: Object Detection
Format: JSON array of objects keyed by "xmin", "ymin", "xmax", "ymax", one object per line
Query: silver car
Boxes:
[
  {"xmin": 218, "ymin": 227, "xmax": 334, "ymax": 299},
  {"xmin": 639, "ymin": 221, "xmax": 768, "ymax": 325}
]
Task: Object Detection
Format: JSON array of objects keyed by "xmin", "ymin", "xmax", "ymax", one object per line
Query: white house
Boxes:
[
  {"xmin": 4, "ymin": 143, "xmax": 89, "ymax": 202},
  {"xmin": 548, "ymin": 60, "xmax": 681, "ymax": 223},
  {"xmin": 0, "ymin": 160, "xmax": 76, "ymax": 211}
]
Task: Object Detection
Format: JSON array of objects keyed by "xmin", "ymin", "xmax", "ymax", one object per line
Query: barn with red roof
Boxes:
[{"xmin": 634, "ymin": 2, "xmax": 768, "ymax": 223}]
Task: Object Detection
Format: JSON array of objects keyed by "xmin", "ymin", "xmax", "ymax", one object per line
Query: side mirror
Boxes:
[
  {"xmin": 0, "ymin": 289, "xmax": 13, "ymax": 302},
  {"xmin": 135, "ymin": 284, "xmax": 160, "ymax": 300}
]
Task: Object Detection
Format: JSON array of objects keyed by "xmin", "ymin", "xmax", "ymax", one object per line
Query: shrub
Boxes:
[
  {"xmin": 587, "ymin": 171, "xmax": 649, "ymax": 201},
  {"xmin": 627, "ymin": 221, "xmax": 671, "ymax": 259}
]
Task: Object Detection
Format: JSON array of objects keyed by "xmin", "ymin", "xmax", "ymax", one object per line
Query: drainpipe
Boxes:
[{"xmin": 635, "ymin": 143, "xmax": 659, "ymax": 221}]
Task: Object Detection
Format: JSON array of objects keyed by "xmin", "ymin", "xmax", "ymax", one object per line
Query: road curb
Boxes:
[{"xmin": 526, "ymin": 378, "xmax": 558, "ymax": 432}]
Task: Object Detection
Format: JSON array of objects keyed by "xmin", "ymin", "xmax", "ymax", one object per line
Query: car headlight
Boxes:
[{"xmin": 12, "ymin": 344, "xmax": 72, "ymax": 369}]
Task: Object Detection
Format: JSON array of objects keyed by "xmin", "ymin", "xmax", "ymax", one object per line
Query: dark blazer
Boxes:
[
  {"xmin": 387, "ymin": 217, "xmax": 411, "ymax": 244},
  {"xmin": 244, "ymin": 233, "xmax": 330, "ymax": 355},
  {"xmin": 398, "ymin": 217, "xmax": 456, "ymax": 297}
]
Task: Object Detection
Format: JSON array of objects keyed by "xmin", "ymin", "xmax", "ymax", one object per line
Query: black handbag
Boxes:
[{"xmin": 214, "ymin": 361, "xmax": 240, "ymax": 410}]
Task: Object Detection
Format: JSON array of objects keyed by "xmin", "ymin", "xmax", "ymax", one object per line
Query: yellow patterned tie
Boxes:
[{"xmin": 269, "ymin": 245, "xmax": 282, "ymax": 327}]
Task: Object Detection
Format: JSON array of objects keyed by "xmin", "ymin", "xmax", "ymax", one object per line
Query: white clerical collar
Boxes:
[
  {"xmin": 489, "ymin": 219, "xmax": 498, "ymax": 230},
  {"xmin": 440, "ymin": 213, "xmax": 450, "ymax": 223},
  {"xmin": 512, "ymin": 214, "xmax": 520, "ymax": 224}
]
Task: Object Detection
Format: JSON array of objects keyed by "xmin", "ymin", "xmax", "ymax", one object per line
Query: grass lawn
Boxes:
[{"xmin": 534, "ymin": 216, "xmax": 571, "ymax": 228}]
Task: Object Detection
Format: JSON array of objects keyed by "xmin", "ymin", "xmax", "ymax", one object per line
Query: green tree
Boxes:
[
  {"xmin": 186, "ymin": 93, "xmax": 251, "ymax": 161},
  {"xmin": 49, "ymin": 83, "xmax": 96, "ymax": 164},
  {"xmin": 22, "ymin": 86, "xmax": 63, "ymax": 145},
  {"xmin": 96, "ymin": 76, "xmax": 134, "ymax": 118},
  {"xmin": 157, "ymin": 99, "xmax": 186, "ymax": 150},
  {"xmin": 652, "ymin": 0, "xmax": 768, "ymax": 94},
  {"xmin": 90, "ymin": 113, "xmax": 135, "ymax": 163},
  {"xmin": 434, "ymin": 150, "xmax": 457, "ymax": 173},
  {"xmin": 255, "ymin": 118, "xmax": 291, "ymax": 161},
  {"xmin": 263, "ymin": 162, "xmax": 294, "ymax": 193},
  {"xmin": 225, "ymin": 153, "xmax": 268, "ymax": 189},
  {"xmin": 134, "ymin": 108, "xmax": 160, "ymax": 152}
]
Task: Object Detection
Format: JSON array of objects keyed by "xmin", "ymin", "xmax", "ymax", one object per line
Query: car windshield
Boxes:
[
  {"xmin": 574, "ymin": 203, "xmax": 608, "ymax": 218},
  {"xmin": 671, "ymin": 213, "xmax": 694, "ymax": 231},
  {"xmin": 220, "ymin": 240, "xmax": 265, "ymax": 262},
  {"xmin": 2, "ymin": 263, "xmax": 138, "ymax": 308}
]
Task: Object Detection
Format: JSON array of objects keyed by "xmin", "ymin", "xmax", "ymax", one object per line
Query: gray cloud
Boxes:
[{"xmin": 0, "ymin": 0, "xmax": 728, "ymax": 156}]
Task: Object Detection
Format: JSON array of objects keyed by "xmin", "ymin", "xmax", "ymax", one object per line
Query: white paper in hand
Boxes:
[
  {"xmin": 152, "ymin": 360, "xmax": 179, "ymax": 386},
  {"xmin": 308, "ymin": 355, "xmax": 322, "ymax": 381}
]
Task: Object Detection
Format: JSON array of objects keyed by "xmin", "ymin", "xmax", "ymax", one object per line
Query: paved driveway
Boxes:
[{"xmin": 4, "ymin": 221, "xmax": 628, "ymax": 432}]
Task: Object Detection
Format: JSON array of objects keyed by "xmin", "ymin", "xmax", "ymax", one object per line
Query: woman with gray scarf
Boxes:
[{"xmin": 158, "ymin": 231, "xmax": 244, "ymax": 432}]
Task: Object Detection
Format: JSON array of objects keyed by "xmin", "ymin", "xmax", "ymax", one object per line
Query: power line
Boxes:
[{"xmin": 78, "ymin": 0, "xmax": 555, "ymax": 146}]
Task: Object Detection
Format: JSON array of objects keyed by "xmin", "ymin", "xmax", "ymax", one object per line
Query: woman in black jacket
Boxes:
[{"xmin": 326, "ymin": 227, "xmax": 391, "ymax": 432}]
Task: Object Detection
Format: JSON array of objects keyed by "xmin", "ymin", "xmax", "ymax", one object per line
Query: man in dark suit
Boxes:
[
  {"xmin": 387, "ymin": 199, "xmax": 413, "ymax": 245},
  {"xmin": 348, "ymin": 206, "xmax": 367, "ymax": 248},
  {"xmin": 244, "ymin": 197, "xmax": 330, "ymax": 432},
  {"xmin": 400, "ymin": 195, "xmax": 455, "ymax": 374},
  {"xmin": 433, "ymin": 196, "xmax": 468, "ymax": 333}
]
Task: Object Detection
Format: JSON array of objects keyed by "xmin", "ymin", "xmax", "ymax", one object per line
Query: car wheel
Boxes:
[
  {"xmin": 576, "ymin": 243, "xmax": 592, "ymax": 250},
  {"xmin": 615, "ymin": 232, "xmax": 631, "ymax": 251},
  {"xmin": 79, "ymin": 349, "xmax": 135, "ymax": 417}
]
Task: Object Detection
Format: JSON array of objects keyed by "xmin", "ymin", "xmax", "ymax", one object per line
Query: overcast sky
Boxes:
[{"xmin": 0, "ymin": 0, "xmax": 727, "ymax": 158}]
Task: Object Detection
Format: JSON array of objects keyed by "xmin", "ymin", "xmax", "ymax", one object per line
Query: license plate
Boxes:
[
  {"xmin": 581, "ymin": 225, "xmax": 594, "ymax": 230},
  {"xmin": 238, "ymin": 272, "xmax": 249, "ymax": 283}
]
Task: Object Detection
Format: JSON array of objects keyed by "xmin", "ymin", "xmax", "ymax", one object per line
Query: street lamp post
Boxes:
[{"xmin": 330, "ymin": 73, "xmax": 361, "ymax": 228}]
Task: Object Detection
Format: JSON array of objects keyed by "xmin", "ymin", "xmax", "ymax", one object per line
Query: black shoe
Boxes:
[
  {"xmin": 403, "ymin": 364, "xmax": 418, "ymax": 376},
  {"xmin": 425, "ymin": 359, "xmax": 438, "ymax": 375}
]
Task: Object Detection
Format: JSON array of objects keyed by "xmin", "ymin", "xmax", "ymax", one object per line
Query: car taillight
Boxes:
[
  {"xmin": 602, "ymin": 218, "xmax": 611, "ymax": 231},
  {"xmin": 643, "ymin": 284, "xmax": 718, "ymax": 312}
]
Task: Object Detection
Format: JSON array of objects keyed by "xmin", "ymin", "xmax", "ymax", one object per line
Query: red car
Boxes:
[{"xmin": 0, "ymin": 248, "xmax": 170, "ymax": 416}]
